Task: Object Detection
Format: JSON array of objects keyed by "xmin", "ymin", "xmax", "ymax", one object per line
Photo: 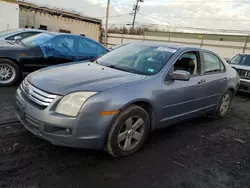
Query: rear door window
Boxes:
[
  {"xmin": 74, "ymin": 37, "xmax": 107, "ymax": 57},
  {"xmin": 202, "ymin": 52, "xmax": 225, "ymax": 74}
]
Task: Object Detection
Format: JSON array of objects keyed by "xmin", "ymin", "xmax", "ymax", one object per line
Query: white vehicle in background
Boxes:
[{"xmin": 0, "ymin": 28, "xmax": 45, "ymax": 42}]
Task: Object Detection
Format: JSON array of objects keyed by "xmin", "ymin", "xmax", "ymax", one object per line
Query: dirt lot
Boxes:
[{"xmin": 0, "ymin": 87, "xmax": 250, "ymax": 188}]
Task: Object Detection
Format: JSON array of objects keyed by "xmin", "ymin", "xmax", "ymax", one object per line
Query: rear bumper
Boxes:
[{"xmin": 238, "ymin": 78, "xmax": 250, "ymax": 93}]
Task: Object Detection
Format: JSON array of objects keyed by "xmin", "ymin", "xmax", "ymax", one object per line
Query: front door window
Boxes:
[{"xmin": 174, "ymin": 52, "xmax": 201, "ymax": 75}]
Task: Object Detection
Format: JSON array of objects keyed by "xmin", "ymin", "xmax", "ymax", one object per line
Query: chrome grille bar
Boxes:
[
  {"xmin": 21, "ymin": 78, "xmax": 58, "ymax": 107},
  {"xmin": 236, "ymin": 69, "xmax": 250, "ymax": 80}
]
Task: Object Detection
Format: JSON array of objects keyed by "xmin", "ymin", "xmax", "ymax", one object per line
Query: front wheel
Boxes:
[
  {"xmin": 215, "ymin": 91, "xmax": 233, "ymax": 118},
  {"xmin": 106, "ymin": 105, "xmax": 150, "ymax": 157}
]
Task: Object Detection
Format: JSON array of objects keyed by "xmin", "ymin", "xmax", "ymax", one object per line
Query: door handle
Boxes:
[
  {"xmin": 197, "ymin": 79, "xmax": 206, "ymax": 85},
  {"xmin": 222, "ymin": 77, "xmax": 228, "ymax": 82}
]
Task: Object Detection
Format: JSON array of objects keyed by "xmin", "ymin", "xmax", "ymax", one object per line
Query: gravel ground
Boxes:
[{"xmin": 0, "ymin": 87, "xmax": 249, "ymax": 188}]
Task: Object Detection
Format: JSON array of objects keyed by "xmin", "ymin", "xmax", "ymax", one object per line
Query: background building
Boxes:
[{"xmin": 0, "ymin": 0, "xmax": 102, "ymax": 41}]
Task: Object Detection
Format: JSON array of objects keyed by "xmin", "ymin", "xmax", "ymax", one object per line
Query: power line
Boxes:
[
  {"xmin": 139, "ymin": 12, "xmax": 250, "ymax": 22},
  {"xmin": 147, "ymin": 0, "xmax": 250, "ymax": 3},
  {"xmin": 97, "ymin": 14, "xmax": 131, "ymax": 19},
  {"xmin": 108, "ymin": 22, "xmax": 250, "ymax": 35},
  {"xmin": 135, "ymin": 13, "xmax": 250, "ymax": 33}
]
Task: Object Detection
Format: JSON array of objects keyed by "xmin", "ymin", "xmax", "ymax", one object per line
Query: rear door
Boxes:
[{"xmin": 201, "ymin": 51, "xmax": 228, "ymax": 109}]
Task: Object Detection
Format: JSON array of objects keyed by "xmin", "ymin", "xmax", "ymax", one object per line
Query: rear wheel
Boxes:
[
  {"xmin": 0, "ymin": 59, "xmax": 20, "ymax": 86},
  {"xmin": 215, "ymin": 90, "xmax": 233, "ymax": 118},
  {"xmin": 106, "ymin": 105, "xmax": 150, "ymax": 157}
]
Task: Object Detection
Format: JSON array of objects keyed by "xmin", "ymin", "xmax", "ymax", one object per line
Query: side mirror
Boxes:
[{"xmin": 171, "ymin": 70, "xmax": 190, "ymax": 81}]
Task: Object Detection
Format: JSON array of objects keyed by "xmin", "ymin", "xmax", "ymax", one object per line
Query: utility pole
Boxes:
[
  {"xmin": 104, "ymin": 0, "xmax": 110, "ymax": 47},
  {"xmin": 131, "ymin": 0, "xmax": 144, "ymax": 34}
]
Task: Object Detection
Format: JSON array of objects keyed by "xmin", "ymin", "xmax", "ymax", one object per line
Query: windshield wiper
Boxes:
[
  {"xmin": 104, "ymin": 64, "xmax": 145, "ymax": 75},
  {"xmin": 105, "ymin": 65, "xmax": 127, "ymax": 72}
]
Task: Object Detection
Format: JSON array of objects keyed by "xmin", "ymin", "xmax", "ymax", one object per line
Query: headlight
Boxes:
[{"xmin": 55, "ymin": 92, "xmax": 97, "ymax": 117}]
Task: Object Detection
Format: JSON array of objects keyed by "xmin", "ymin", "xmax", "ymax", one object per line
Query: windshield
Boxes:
[
  {"xmin": 230, "ymin": 55, "xmax": 250, "ymax": 66},
  {"xmin": 97, "ymin": 43, "xmax": 176, "ymax": 75},
  {"xmin": 0, "ymin": 29, "xmax": 20, "ymax": 38},
  {"xmin": 21, "ymin": 33, "xmax": 55, "ymax": 47}
]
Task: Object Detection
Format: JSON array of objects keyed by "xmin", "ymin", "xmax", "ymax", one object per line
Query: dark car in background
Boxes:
[
  {"xmin": 0, "ymin": 28, "xmax": 44, "ymax": 42},
  {"xmin": 228, "ymin": 54, "xmax": 250, "ymax": 93},
  {"xmin": 0, "ymin": 32, "xmax": 108, "ymax": 86}
]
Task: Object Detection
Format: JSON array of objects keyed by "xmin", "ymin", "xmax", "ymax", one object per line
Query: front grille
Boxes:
[
  {"xmin": 236, "ymin": 69, "xmax": 250, "ymax": 80},
  {"xmin": 20, "ymin": 78, "xmax": 57, "ymax": 107}
]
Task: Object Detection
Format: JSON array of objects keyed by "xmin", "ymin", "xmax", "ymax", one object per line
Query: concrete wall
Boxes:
[
  {"xmin": 107, "ymin": 31, "xmax": 250, "ymax": 59},
  {"xmin": 0, "ymin": 1, "xmax": 19, "ymax": 31},
  {"xmin": 19, "ymin": 7, "xmax": 101, "ymax": 41}
]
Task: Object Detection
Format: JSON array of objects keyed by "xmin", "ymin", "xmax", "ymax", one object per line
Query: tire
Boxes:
[
  {"xmin": 214, "ymin": 90, "xmax": 233, "ymax": 118},
  {"xmin": 106, "ymin": 105, "xmax": 150, "ymax": 157},
  {"xmin": 0, "ymin": 59, "xmax": 20, "ymax": 87}
]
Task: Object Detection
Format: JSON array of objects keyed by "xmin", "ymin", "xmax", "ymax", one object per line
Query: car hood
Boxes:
[
  {"xmin": 27, "ymin": 62, "xmax": 146, "ymax": 95},
  {"xmin": 231, "ymin": 64, "xmax": 250, "ymax": 71}
]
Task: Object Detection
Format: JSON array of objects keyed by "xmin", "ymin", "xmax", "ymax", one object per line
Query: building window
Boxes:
[
  {"xmin": 59, "ymin": 29, "xmax": 71, "ymax": 33},
  {"xmin": 39, "ymin": 25, "xmax": 47, "ymax": 30}
]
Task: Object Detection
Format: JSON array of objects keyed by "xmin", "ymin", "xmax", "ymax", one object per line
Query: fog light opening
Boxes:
[{"xmin": 66, "ymin": 128, "xmax": 71, "ymax": 134}]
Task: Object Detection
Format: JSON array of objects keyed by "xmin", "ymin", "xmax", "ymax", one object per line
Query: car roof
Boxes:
[
  {"xmin": 238, "ymin": 53, "xmax": 250, "ymax": 56},
  {"xmin": 45, "ymin": 32, "xmax": 85, "ymax": 37},
  {"xmin": 131, "ymin": 41, "xmax": 208, "ymax": 51},
  {"xmin": 38, "ymin": 32, "xmax": 106, "ymax": 48},
  {"xmin": 15, "ymin": 28, "xmax": 47, "ymax": 32}
]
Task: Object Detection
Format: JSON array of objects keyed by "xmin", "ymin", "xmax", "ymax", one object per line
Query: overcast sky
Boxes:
[{"xmin": 25, "ymin": 0, "xmax": 250, "ymax": 32}]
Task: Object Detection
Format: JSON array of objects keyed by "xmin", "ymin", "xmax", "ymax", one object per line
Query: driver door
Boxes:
[{"xmin": 160, "ymin": 51, "xmax": 207, "ymax": 126}]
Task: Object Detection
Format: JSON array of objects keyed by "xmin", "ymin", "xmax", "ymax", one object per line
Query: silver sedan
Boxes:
[{"xmin": 14, "ymin": 42, "xmax": 240, "ymax": 157}]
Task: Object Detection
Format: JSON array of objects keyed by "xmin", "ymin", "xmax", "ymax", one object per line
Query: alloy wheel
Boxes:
[
  {"xmin": 0, "ymin": 63, "xmax": 16, "ymax": 84},
  {"xmin": 117, "ymin": 116, "xmax": 145, "ymax": 151},
  {"xmin": 220, "ymin": 93, "xmax": 230, "ymax": 116}
]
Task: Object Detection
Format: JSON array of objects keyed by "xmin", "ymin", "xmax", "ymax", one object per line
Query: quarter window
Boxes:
[{"xmin": 203, "ymin": 52, "xmax": 225, "ymax": 74}]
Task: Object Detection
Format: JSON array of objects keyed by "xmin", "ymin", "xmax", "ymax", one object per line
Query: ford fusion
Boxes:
[{"xmin": 14, "ymin": 42, "xmax": 239, "ymax": 157}]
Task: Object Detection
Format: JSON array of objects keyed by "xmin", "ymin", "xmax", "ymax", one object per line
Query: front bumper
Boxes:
[
  {"xmin": 238, "ymin": 78, "xmax": 250, "ymax": 93},
  {"xmin": 14, "ymin": 87, "xmax": 114, "ymax": 149}
]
